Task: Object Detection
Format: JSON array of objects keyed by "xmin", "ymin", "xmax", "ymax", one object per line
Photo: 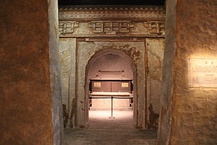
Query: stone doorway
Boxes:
[
  {"xmin": 85, "ymin": 49, "xmax": 135, "ymax": 127},
  {"xmin": 78, "ymin": 40, "xmax": 147, "ymax": 128},
  {"xmin": 59, "ymin": 6, "xmax": 165, "ymax": 129}
]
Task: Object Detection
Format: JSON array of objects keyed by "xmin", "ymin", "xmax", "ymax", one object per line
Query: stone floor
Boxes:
[{"xmin": 64, "ymin": 110, "xmax": 157, "ymax": 145}]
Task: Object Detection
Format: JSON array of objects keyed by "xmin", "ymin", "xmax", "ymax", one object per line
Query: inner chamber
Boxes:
[{"xmin": 88, "ymin": 53, "xmax": 134, "ymax": 118}]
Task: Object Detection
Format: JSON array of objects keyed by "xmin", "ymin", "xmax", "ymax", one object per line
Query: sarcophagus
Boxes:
[{"xmin": 89, "ymin": 71, "xmax": 133, "ymax": 109}]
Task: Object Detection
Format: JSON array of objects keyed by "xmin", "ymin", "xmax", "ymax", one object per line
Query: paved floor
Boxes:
[{"xmin": 64, "ymin": 110, "xmax": 157, "ymax": 145}]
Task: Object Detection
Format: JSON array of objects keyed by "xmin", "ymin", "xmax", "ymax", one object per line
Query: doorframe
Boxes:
[{"xmin": 80, "ymin": 38, "xmax": 147, "ymax": 128}]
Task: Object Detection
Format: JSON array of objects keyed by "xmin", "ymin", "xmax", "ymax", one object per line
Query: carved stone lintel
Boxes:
[
  {"xmin": 59, "ymin": 21, "xmax": 79, "ymax": 36},
  {"xmin": 59, "ymin": 6, "xmax": 166, "ymax": 20},
  {"xmin": 144, "ymin": 21, "xmax": 165, "ymax": 35},
  {"xmin": 58, "ymin": 6, "xmax": 166, "ymax": 37},
  {"xmin": 89, "ymin": 21, "xmax": 135, "ymax": 34}
]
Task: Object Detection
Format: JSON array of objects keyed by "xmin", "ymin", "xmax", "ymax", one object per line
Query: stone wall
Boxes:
[
  {"xmin": 0, "ymin": 0, "xmax": 62, "ymax": 145},
  {"xmin": 59, "ymin": 38, "xmax": 76, "ymax": 128},
  {"xmin": 147, "ymin": 38, "xmax": 165, "ymax": 129},
  {"xmin": 158, "ymin": 0, "xmax": 217, "ymax": 144},
  {"xmin": 49, "ymin": 0, "xmax": 63, "ymax": 144}
]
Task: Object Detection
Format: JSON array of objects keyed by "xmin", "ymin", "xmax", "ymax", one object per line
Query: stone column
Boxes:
[
  {"xmin": 0, "ymin": 0, "xmax": 62, "ymax": 145},
  {"xmin": 158, "ymin": 0, "xmax": 217, "ymax": 145}
]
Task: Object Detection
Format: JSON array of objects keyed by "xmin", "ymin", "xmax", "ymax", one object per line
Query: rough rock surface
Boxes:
[
  {"xmin": 0, "ymin": 0, "xmax": 62, "ymax": 145},
  {"xmin": 158, "ymin": 1, "xmax": 217, "ymax": 145}
]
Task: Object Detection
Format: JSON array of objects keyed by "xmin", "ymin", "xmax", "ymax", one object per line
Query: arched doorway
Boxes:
[{"xmin": 85, "ymin": 49, "xmax": 137, "ymax": 127}]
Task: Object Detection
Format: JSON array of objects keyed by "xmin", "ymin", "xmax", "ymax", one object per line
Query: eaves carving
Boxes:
[
  {"xmin": 59, "ymin": 6, "xmax": 165, "ymax": 20},
  {"xmin": 58, "ymin": 6, "xmax": 166, "ymax": 37}
]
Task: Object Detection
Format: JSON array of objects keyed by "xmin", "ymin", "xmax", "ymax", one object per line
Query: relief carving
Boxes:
[
  {"xmin": 62, "ymin": 104, "xmax": 69, "ymax": 128},
  {"xmin": 148, "ymin": 104, "xmax": 159, "ymax": 129},
  {"xmin": 69, "ymin": 98, "xmax": 76, "ymax": 128},
  {"xmin": 59, "ymin": 6, "xmax": 165, "ymax": 37},
  {"xmin": 144, "ymin": 21, "xmax": 165, "ymax": 35},
  {"xmin": 59, "ymin": 6, "xmax": 166, "ymax": 20},
  {"xmin": 59, "ymin": 49, "xmax": 72, "ymax": 78},
  {"xmin": 89, "ymin": 21, "xmax": 135, "ymax": 34},
  {"xmin": 59, "ymin": 21, "xmax": 79, "ymax": 36}
]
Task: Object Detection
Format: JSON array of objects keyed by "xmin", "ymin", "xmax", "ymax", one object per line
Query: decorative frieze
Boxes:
[
  {"xmin": 144, "ymin": 21, "xmax": 165, "ymax": 35},
  {"xmin": 89, "ymin": 21, "xmax": 135, "ymax": 34},
  {"xmin": 58, "ymin": 6, "xmax": 166, "ymax": 37},
  {"xmin": 59, "ymin": 21, "xmax": 79, "ymax": 36},
  {"xmin": 59, "ymin": 6, "xmax": 165, "ymax": 20}
]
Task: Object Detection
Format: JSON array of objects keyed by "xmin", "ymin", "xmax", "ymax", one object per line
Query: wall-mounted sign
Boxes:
[{"xmin": 188, "ymin": 58, "xmax": 217, "ymax": 87}]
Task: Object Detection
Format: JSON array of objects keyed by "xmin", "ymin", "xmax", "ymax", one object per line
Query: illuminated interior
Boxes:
[
  {"xmin": 89, "ymin": 110, "xmax": 134, "ymax": 130},
  {"xmin": 87, "ymin": 53, "xmax": 134, "ymax": 121}
]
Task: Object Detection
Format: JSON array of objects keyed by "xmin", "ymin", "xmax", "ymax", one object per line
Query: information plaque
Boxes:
[{"xmin": 188, "ymin": 58, "xmax": 217, "ymax": 87}]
